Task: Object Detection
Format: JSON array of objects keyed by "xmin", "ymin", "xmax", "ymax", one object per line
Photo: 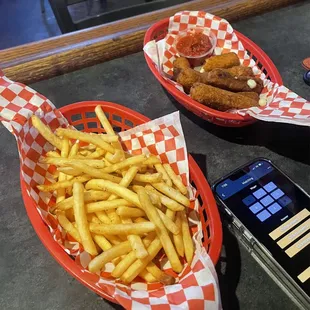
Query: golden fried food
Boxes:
[
  {"xmin": 203, "ymin": 52, "xmax": 240, "ymax": 71},
  {"xmin": 176, "ymin": 68, "xmax": 203, "ymax": 93},
  {"xmin": 173, "ymin": 57, "xmax": 191, "ymax": 79},
  {"xmin": 224, "ymin": 65, "xmax": 254, "ymax": 77},
  {"xmin": 205, "ymin": 69, "xmax": 263, "ymax": 94},
  {"xmin": 177, "ymin": 68, "xmax": 262, "ymax": 94},
  {"xmin": 190, "ymin": 83, "xmax": 258, "ymax": 111},
  {"xmin": 238, "ymin": 92, "xmax": 259, "ymax": 102}
]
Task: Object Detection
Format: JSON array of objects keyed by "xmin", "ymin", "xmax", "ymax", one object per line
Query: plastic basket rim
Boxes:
[
  {"xmin": 20, "ymin": 100, "xmax": 223, "ymax": 303},
  {"xmin": 143, "ymin": 17, "xmax": 283, "ymax": 123}
]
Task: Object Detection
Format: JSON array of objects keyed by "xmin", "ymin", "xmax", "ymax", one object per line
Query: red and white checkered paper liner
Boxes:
[
  {"xmin": 144, "ymin": 11, "xmax": 310, "ymax": 126},
  {"xmin": 0, "ymin": 75, "xmax": 221, "ymax": 309}
]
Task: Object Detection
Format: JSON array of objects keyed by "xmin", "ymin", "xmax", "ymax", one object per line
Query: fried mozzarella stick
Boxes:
[
  {"xmin": 205, "ymin": 69, "xmax": 263, "ymax": 94},
  {"xmin": 173, "ymin": 57, "xmax": 191, "ymax": 79},
  {"xmin": 177, "ymin": 68, "xmax": 263, "ymax": 94},
  {"xmin": 202, "ymin": 52, "xmax": 240, "ymax": 71},
  {"xmin": 190, "ymin": 83, "xmax": 258, "ymax": 111},
  {"xmin": 225, "ymin": 65, "xmax": 254, "ymax": 77}
]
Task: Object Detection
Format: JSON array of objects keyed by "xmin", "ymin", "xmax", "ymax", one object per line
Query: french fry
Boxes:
[
  {"xmin": 46, "ymin": 151, "xmax": 61, "ymax": 157},
  {"xmin": 163, "ymin": 164, "xmax": 187, "ymax": 195},
  {"xmin": 152, "ymin": 183, "xmax": 190, "ymax": 207},
  {"xmin": 87, "ymin": 148, "xmax": 105, "ymax": 159},
  {"xmin": 134, "ymin": 217, "xmax": 149, "ymax": 223},
  {"xmin": 102, "ymin": 155, "xmax": 146, "ymax": 173},
  {"xmin": 139, "ymin": 270, "xmax": 157, "ymax": 283},
  {"xmin": 53, "ymin": 190, "xmax": 110, "ymax": 212},
  {"xmin": 180, "ymin": 210, "xmax": 194, "ymax": 264},
  {"xmin": 56, "ymin": 127, "xmax": 118, "ymax": 143},
  {"xmin": 90, "ymin": 233, "xmax": 118, "ymax": 261},
  {"xmin": 37, "ymin": 175, "xmax": 91, "ymax": 192},
  {"xmin": 79, "ymin": 149, "xmax": 93, "ymax": 157},
  {"xmin": 132, "ymin": 185, "xmax": 162, "ymax": 208},
  {"xmin": 57, "ymin": 167, "xmax": 82, "ymax": 176},
  {"xmin": 173, "ymin": 212, "xmax": 184, "ymax": 257},
  {"xmin": 131, "ymin": 173, "xmax": 162, "ymax": 183},
  {"xmin": 116, "ymin": 207, "xmax": 146, "ymax": 218},
  {"xmin": 88, "ymin": 241, "xmax": 132, "ymax": 273},
  {"xmin": 92, "ymin": 234, "xmax": 112, "ymax": 251},
  {"xmin": 31, "ymin": 115, "xmax": 63, "ymax": 150},
  {"xmin": 137, "ymin": 188, "xmax": 183, "ymax": 273},
  {"xmin": 65, "ymin": 208, "xmax": 75, "ymax": 222},
  {"xmin": 40, "ymin": 157, "xmax": 105, "ymax": 169},
  {"xmin": 105, "ymin": 150, "xmax": 123, "ymax": 164},
  {"xmin": 56, "ymin": 211, "xmax": 81, "ymax": 243},
  {"xmin": 154, "ymin": 164, "xmax": 172, "ymax": 186},
  {"xmin": 66, "ymin": 162, "xmax": 122, "ymax": 183},
  {"xmin": 94, "ymin": 105, "xmax": 125, "ymax": 160},
  {"xmin": 73, "ymin": 182, "xmax": 98, "ymax": 256},
  {"xmin": 80, "ymin": 144, "xmax": 97, "ymax": 151},
  {"xmin": 105, "ymin": 166, "xmax": 139, "ymax": 224},
  {"xmin": 121, "ymin": 238, "xmax": 162, "ymax": 283},
  {"xmin": 143, "ymin": 156, "xmax": 161, "ymax": 166},
  {"xmin": 85, "ymin": 180, "xmax": 141, "ymax": 207},
  {"xmin": 86, "ymin": 199, "xmax": 133, "ymax": 213},
  {"xmin": 122, "ymin": 217, "xmax": 148, "ymax": 259},
  {"xmin": 87, "ymin": 213, "xmax": 102, "ymax": 224},
  {"xmin": 69, "ymin": 141, "xmax": 80, "ymax": 158},
  {"xmin": 95, "ymin": 211, "xmax": 112, "ymax": 224},
  {"xmin": 89, "ymin": 222, "xmax": 156, "ymax": 235},
  {"xmin": 56, "ymin": 138, "xmax": 70, "ymax": 203},
  {"xmin": 145, "ymin": 185, "xmax": 184, "ymax": 211},
  {"xmin": 111, "ymin": 232, "xmax": 156, "ymax": 278},
  {"xmin": 55, "ymin": 128, "xmax": 116, "ymax": 154},
  {"xmin": 157, "ymin": 209, "xmax": 179, "ymax": 235},
  {"xmin": 103, "ymin": 234, "xmax": 123, "ymax": 245},
  {"xmin": 165, "ymin": 209, "xmax": 176, "ymax": 221},
  {"xmin": 146, "ymin": 262, "xmax": 175, "ymax": 285}
]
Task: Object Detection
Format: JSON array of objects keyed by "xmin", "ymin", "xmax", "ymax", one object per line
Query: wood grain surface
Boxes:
[{"xmin": 0, "ymin": 0, "xmax": 301, "ymax": 84}]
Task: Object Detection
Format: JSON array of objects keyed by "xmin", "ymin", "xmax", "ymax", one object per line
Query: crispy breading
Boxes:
[
  {"xmin": 224, "ymin": 65, "xmax": 254, "ymax": 77},
  {"xmin": 203, "ymin": 52, "xmax": 240, "ymax": 71},
  {"xmin": 190, "ymin": 83, "xmax": 258, "ymax": 111}
]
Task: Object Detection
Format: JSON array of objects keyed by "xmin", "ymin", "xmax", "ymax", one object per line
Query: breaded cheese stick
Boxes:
[
  {"xmin": 173, "ymin": 57, "xmax": 191, "ymax": 79},
  {"xmin": 204, "ymin": 69, "xmax": 263, "ymax": 94},
  {"xmin": 203, "ymin": 52, "xmax": 240, "ymax": 71},
  {"xmin": 176, "ymin": 68, "xmax": 203, "ymax": 93},
  {"xmin": 190, "ymin": 83, "xmax": 258, "ymax": 111},
  {"xmin": 238, "ymin": 92, "xmax": 259, "ymax": 102},
  {"xmin": 177, "ymin": 68, "xmax": 263, "ymax": 94},
  {"xmin": 225, "ymin": 65, "xmax": 254, "ymax": 77}
]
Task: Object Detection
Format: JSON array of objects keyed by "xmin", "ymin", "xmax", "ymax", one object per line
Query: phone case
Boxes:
[{"xmin": 212, "ymin": 158, "xmax": 310, "ymax": 310}]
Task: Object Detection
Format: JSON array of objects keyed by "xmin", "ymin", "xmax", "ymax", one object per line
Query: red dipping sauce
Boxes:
[
  {"xmin": 175, "ymin": 28, "xmax": 216, "ymax": 67},
  {"xmin": 176, "ymin": 32, "xmax": 212, "ymax": 57}
]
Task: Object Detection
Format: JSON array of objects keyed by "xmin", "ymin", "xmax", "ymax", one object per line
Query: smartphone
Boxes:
[{"xmin": 212, "ymin": 158, "xmax": 310, "ymax": 309}]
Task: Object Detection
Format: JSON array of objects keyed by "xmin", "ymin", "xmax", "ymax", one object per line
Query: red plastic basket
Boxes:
[
  {"xmin": 20, "ymin": 101, "xmax": 222, "ymax": 304},
  {"xmin": 144, "ymin": 18, "xmax": 283, "ymax": 127}
]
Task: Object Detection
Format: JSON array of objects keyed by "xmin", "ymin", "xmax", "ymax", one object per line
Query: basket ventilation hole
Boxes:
[
  {"xmin": 71, "ymin": 114, "xmax": 82, "ymax": 122},
  {"xmin": 113, "ymin": 114, "xmax": 122, "ymax": 122},
  {"xmin": 87, "ymin": 122, "xmax": 97, "ymax": 129},
  {"xmin": 86, "ymin": 111, "xmax": 96, "ymax": 119},
  {"xmin": 75, "ymin": 123, "xmax": 84, "ymax": 131},
  {"xmin": 113, "ymin": 126, "xmax": 122, "ymax": 133},
  {"xmin": 124, "ymin": 119, "xmax": 134, "ymax": 128}
]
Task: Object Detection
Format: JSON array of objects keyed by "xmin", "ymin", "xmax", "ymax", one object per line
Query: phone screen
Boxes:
[{"xmin": 213, "ymin": 159, "xmax": 310, "ymax": 296}]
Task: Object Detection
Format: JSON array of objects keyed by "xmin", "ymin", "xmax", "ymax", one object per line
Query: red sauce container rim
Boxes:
[{"xmin": 174, "ymin": 27, "xmax": 217, "ymax": 59}]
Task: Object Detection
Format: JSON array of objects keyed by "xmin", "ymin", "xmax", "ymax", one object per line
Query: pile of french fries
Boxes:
[{"xmin": 32, "ymin": 105, "xmax": 194, "ymax": 285}]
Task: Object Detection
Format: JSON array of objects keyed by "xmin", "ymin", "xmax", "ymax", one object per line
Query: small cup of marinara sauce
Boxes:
[{"xmin": 175, "ymin": 27, "xmax": 217, "ymax": 67}]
